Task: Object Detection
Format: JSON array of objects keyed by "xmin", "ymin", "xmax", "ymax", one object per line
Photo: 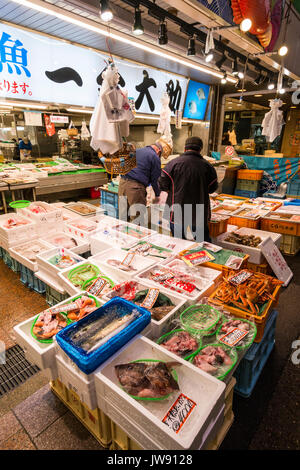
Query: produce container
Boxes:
[
  {"xmin": 135, "ymin": 264, "xmax": 216, "ymax": 303},
  {"xmin": 237, "ymin": 169, "xmax": 264, "ymax": 181},
  {"xmin": 177, "ymin": 245, "xmax": 248, "ymax": 273},
  {"xmin": 208, "ymin": 214, "xmax": 230, "ymax": 238},
  {"xmin": 43, "ymin": 231, "xmax": 90, "ymax": 256},
  {"xmin": 216, "ymin": 318, "xmax": 257, "ymax": 350},
  {"xmin": 90, "ymin": 230, "xmax": 130, "ymax": 255},
  {"xmin": 286, "ymin": 177, "xmax": 300, "ymax": 199},
  {"xmin": 229, "ymin": 207, "xmax": 263, "ymax": 229},
  {"xmin": 180, "ymin": 304, "xmax": 222, "ymax": 337},
  {"xmin": 215, "ymin": 228, "xmax": 282, "ymax": 264},
  {"xmin": 110, "ymin": 221, "xmax": 155, "ymax": 240},
  {"xmin": 215, "ymin": 194, "xmax": 249, "ymax": 205},
  {"xmin": 209, "ymin": 277, "xmax": 281, "ymax": 342},
  {"xmin": 89, "ymin": 248, "xmax": 157, "ymax": 279},
  {"xmin": 36, "ymin": 248, "xmax": 85, "ymax": 281},
  {"xmin": 65, "ymin": 214, "xmax": 107, "ymax": 240},
  {"xmin": 234, "ymin": 310, "xmax": 278, "ymax": 397},
  {"xmin": 0, "ymin": 214, "xmax": 36, "ymax": 247},
  {"xmin": 247, "ymin": 261, "xmax": 273, "ymax": 275},
  {"xmin": 100, "ymin": 189, "xmax": 119, "ymax": 218},
  {"xmin": 94, "ymin": 336, "xmax": 225, "ymax": 450},
  {"xmin": 9, "ymin": 239, "xmax": 52, "ymax": 272},
  {"xmin": 279, "ymin": 234, "xmax": 300, "ymax": 255},
  {"xmin": 63, "ymin": 201, "xmax": 100, "ymax": 217},
  {"xmin": 57, "ymin": 261, "xmax": 117, "ymax": 297},
  {"xmin": 55, "ymin": 298, "xmax": 151, "ymax": 375},
  {"xmin": 236, "ymin": 179, "xmax": 261, "ymax": 192},
  {"xmin": 19, "ymin": 201, "xmax": 63, "ymax": 236},
  {"xmin": 146, "ymin": 233, "xmax": 195, "ymax": 256},
  {"xmin": 157, "ymin": 329, "xmax": 202, "ymax": 360},
  {"xmin": 234, "ymin": 189, "xmax": 259, "ymax": 199},
  {"xmin": 261, "ymin": 213, "xmax": 300, "ymax": 236},
  {"xmin": 105, "ymin": 279, "xmax": 187, "ymax": 338},
  {"xmin": 187, "ymin": 343, "xmax": 238, "ymax": 381}
]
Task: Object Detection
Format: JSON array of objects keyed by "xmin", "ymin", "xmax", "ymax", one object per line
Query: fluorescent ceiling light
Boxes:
[
  {"xmin": 66, "ymin": 108, "xmax": 94, "ymax": 113},
  {"xmin": 0, "ymin": 101, "xmax": 46, "ymax": 109},
  {"xmin": 134, "ymin": 114, "xmax": 160, "ymax": 120},
  {"xmin": 0, "ymin": 102, "xmax": 13, "ymax": 107},
  {"xmin": 10, "ymin": 0, "xmax": 236, "ymax": 83}
]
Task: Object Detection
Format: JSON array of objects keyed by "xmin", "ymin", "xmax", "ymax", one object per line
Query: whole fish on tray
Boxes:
[
  {"xmin": 70, "ymin": 309, "xmax": 139, "ymax": 352},
  {"xmin": 115, "ymin": 361, "xmax": 180, "ymax": 398}
]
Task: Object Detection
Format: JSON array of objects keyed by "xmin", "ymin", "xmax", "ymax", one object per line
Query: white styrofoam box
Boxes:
[
  {"xmin": 135, "ymin": 264, "xmax": 215, "ymax": 303},
  {"xmin": 215, "ymin": 227, "xmax": 282, "ymax": 265},
  {"xmin": 19, "ymin": 201, "xmax": 64, "ymax": 237},
  {"xmin": 163, "ymin": 259, "xmax": 223, "ymax": 287},
  {"xmin": 104, "ymin": 279, "xmax": 187, "ymax": 339},
  {"xmin": 0, "ymin": 214, "xmax": 36, "ymax": 246},
  {"xmin": 109, "ymin": 220, "xmax": 156, "ymax": 241},
  {"xmin": 41, "ymin": 364, "xmax": 59, "ymax": 382},
  {"xmin": 146, "ymin": 233, "xmax": 196, "ymax": 261},
  {"xmin": 13, "ymin": 313, "xmax": 57, "ymax": 373},
  {"xmin": 9, "ymin": 239, "xmax": 53, "ymax": 272},
  {"xmin": 54, "ymin": 323, "xmax": 151, "ymax": 379},
  {"xmin": 94, "ymin": 336, "xmax": 225, "ymax": 450},
  {"xmin": 88, "ymin": 248, "xmax": 157, "ymax": 279},
  {"xmin": 64, "ymin": 214, "xmax": 107, "ymax": 240},
  {"xmin": 42, "ymin": 231, "xmax": 90, "ymax": 255},
  {"xmin": 226, "ymin": 224, "xmax": 239, "ymax": 233},
  {"xmin": 36, "ymin": 248, "xmax": 85, "ymax": 281},
  {"xmin": 56, "ymin": 354, "xmax": 98, "ymax": 409},
  {"xmin": 63, "ymin": 201, "xmax": 104, "ymax": 218},
  {"xmin": 61, "ymin": 208, "xmax": 84, "ymax": 223},
  {"xmin": 57, "ymin": 260, "xmax": 120, "ymax": 297},
  {"xmin": 90, "ymin": 230, "xmax": 136, "ymax": 255},
  {"xmin": 35, "ymin": 269, "xmax": 66, "ymax": 295}
]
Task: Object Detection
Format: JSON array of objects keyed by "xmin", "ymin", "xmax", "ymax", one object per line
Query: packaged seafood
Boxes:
[
  {"xmin": 136, "ymin": 265, "xmax": 215, "ymax": 301},
  {"xmin": 37, "ymin": 248, "xmax": 85, "ymax": 280},
  {"xmin": 47, "ymin": 251, "xmax": 80, "ymax": 269},
  {"xmin": 180, "ymin": 304, "xmax": 221, "ymax": 336},
  {"xmin": 115, "ymin": 360, "xmax": 179, "ymax": 400},
  {"xmin": 157, "ymin": 330, "xmax": 201, "ymax": 359},
  {"xmin": 42, "ymin": 232, "xmax": 89, "ymax": 255},
  {"xmin": 63, "ymin": 202, "xmax": 97, "ymax": 217},
  {"xmin": 89, "ymin": 249, "xmax": 156, "ymax": 278},
  {"xmin": 67, "ymin": 263, "xmax": 101, "ymax": 288},
  {"xmin": 216, "ymin": 317, "xmax": 257, "ymax": 350},
  {"xmin": 31, "ymin": 309, "xmax": 70, "ymax": 342},
  {"xmin": 55, "ymin": 298, "xmax": 151, "ymax": 374},
  {"xmin": 9, "ymin": 240, "xmax": 51, "ymax": 272},
  {"xmin": 111, "ymin": 223, "xmax": 153, "ymax": 239},
  {"xmin": 107, "ymin": 280, "xmax": 175, "ymax": 321},
  {"xmin": 164, "ymin": 259, "xmax": 222, "ymax": 284},
  {"xmin": 210, "ymin": 270, "xmax": 282, "ymax": 316},
  {"xmin": 0, "ymin": 213, "xmax": 36, "ymax": 247},
  {"xmin": 2, "ymin": 216, "xmax": 31, "ymax": 229},
  {"xmin": 122, "ymin": 240, "xmax": 173, "ymax": 260},
  {"xmin": 188, "ymin": 343, "xmax": 237, "ymax": 380},
  {"xmin": 178, "ymin": 245, "xmax": 247, "ymax": 271},
  {"xmin": 225, "ymin": 232, "xmax": 262, "ymax": 247},
  {"xmin": 141, "ymin": 233, "xmax": 195, "ymax": 256}
]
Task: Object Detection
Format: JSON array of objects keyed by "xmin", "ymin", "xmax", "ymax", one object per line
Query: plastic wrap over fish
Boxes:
[{"xmin": 55, "ymin": 297, "xmax": 151, "ymax": 374}]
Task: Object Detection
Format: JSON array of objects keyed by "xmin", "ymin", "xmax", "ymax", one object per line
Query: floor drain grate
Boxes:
[{"xmin": 0, "ymin": 344, "xmax": 40, "ymax": 397}]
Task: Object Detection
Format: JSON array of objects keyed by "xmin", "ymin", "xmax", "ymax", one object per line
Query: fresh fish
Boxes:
[{"xmin": 115, "ymin": 361, "xmax": 180, "ymax": 398}]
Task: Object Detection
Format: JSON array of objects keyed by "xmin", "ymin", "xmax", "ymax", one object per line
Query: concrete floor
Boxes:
[{"xmin": 0, "ymin": 254, "xmax": 299, "ymax": 450}]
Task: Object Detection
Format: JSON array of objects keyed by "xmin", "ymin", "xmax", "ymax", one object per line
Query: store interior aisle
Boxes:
[{"xmin": 0, "ymin": 256, "xmax": 299, "ymax": 450}]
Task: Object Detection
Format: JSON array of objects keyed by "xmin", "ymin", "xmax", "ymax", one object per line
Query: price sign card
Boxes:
[
  {"xmin": 219, "ymin": 327, "xmax": 249, "ymax": 347},
  {"xmin": 140, "ymin": 288, "xmax": 160, "ymax": 309},
  {"xmin": 162, "ymin": 393, "xmax": 197, "ymax": 434},
  {"xmin": 86, "ymin": 277, "xmax": 107, "ymax": 296},
  {"xmin": 260, "ymin": 237, "xmax": 293, "ymax": 287},
  {"xmin": 182, "ymin": 250, "xmax": 215, "ymax": 267},
  {"xmin": 120, "ymin": 252, "xmax": 136, "ymax": 267}
]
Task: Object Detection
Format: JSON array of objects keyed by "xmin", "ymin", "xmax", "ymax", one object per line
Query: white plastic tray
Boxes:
[
  {"xmin": 42, "ymin": 231, "xmax": 90, "ymax": 255},
  {"xmin": 36, "ymin": 248, "xmax": 85, "ymax": 280},
  {"xmin": 94, "ymin": 336, "xmax": 225, "ymax": 450},
  {"xmin": 9, "ymin": 239, "xmax": 52, "ymax": 272},
  {"xmin": 104, "ymin": 279, "xmax": 187, "ymax": 339},
  {"xmin": 215, "ymin": 228, "xmax": 282, "ymax": 264},
  {"xmin": 0, "ymin": 214, "xmax": 36, "ymax": 246},
  {"xmin": 19, "ymin": 201, "xmax": 64, "ymax": 237},
  {"xmin": 163, "ymin": 259, "xmax": 223, "ymax": 286},
  {"xmin": 89, "ymin": 248, "xmax": 157, "ymax": 279}
]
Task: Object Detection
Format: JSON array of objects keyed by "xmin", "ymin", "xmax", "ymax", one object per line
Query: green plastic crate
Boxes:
[{"xmin": 236, "ymin": 179, "xmax": 260, "ymax": 192}]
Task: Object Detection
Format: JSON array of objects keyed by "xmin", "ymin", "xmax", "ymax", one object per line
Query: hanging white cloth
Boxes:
[
  {"xmin": 80, "ymin": 120, "xmax": 90, "ymax": 140},
  {"xmin": 262, "ymin": 99, "xmax": 285, "ymax": 143},
  {"xmin": 157, "ymin": 92, "xmax": 173, "ymax": 148},
  {"xmin": 205, "ymin": 29, "xmax": 214, "ymax": 55},
  {"xmin": 90, "ymin": 63, "xmax": 134, "ymax": 155}
]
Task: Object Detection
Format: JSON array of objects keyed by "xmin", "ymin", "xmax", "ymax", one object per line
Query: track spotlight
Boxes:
[
  {"xmin": 238, "ymin": 70, "xmax": 244, "ymax": 79},
  {"xmin": 253, "ymin": 70, "xmax": 264, "ymax": 85},
  {"xmin": 232, "ymin": 57, "xmax": 238, "ymax": 76},
  {"xmin": 267, "ymin": 77, "xmax": 275, "ymax": 90},
  {"xmin": 187, "ymin": 35, "xmax": 196, "ymax": 56},
  {"xmin": 215, "ymin": 53, "xmax": 226, "ymax": 70},
  {"xmin": 133, "ymin": 7, "xmax": 144, "ymax": 36},
  {"xmin": 100, "ymin": 0, "xmax": 113, "ymax": 22},
  {"xmin": 278, "ymin": 45, "xmax": 288, "ymax": 57},
  {"xmin": 279, "ymin": 87, "xmax": 285, "ymax": 94},
  {"xmin": 240, "ymin": 18, "xmax": 252, "ymax": 32},
  {"xmin": 158, "ymin": 20, "xmax": 168, "ymax": 45},
  {"xmin": 205, "ymin": 52, "xmax": 214, "ymax": 63}
]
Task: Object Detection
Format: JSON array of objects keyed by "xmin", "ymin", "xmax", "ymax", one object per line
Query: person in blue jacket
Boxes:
[
  {"xmin": 118, "ymin": 138, "xmax": 172, "ymax": 222},
  {"xmin": 19, "ymin": 135, "xmax": 32, "ymax": 160}
]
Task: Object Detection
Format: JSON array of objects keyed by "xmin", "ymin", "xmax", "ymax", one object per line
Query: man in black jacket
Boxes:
[{"xmin": 158, "ymin": 136, "xmax": 218, "ymax": 242}]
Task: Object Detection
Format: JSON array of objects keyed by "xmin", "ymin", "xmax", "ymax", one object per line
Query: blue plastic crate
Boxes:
[
  {"xmin": 100, "ymin": 189, "xmax": 119, "ymax": 218},
  {"xmin": 19, "ymin": 263, "xmax": 29, "ymax": 285},
  {"xmin": 234, "ymin": 189, "xmax": 259, "ymax": 199},
  {"xmin": 287, "ymin": 178, "xmax": 300, "ymax": 198},
  {"xmin": 56, "ymin": 297, "xmax": 151, "ymax": 375},
  {"xmin": 2, "ymin": 249, "xmax": 12, "ymax": 268},
  {"xmin": 45, "ymin": 284, "xmax": 69, "ymax": 303},
  {"xmin": 0, "ymin": 247, "xmax": 3, "ymax": 259},
  {"xmin": 234, "ymin": 310, "xmax": 278, "ymax": 398}
]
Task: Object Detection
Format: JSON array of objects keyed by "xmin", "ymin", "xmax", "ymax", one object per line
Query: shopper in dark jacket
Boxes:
[{"xmin": 158, "ymin": 137, "xmax": 218, "ymax": 242}]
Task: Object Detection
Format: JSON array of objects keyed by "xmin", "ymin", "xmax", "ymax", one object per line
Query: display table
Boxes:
[
  {"xmin": 36, "ymin": 171, "xmax": 108, "ymax": 196},
  {"xmin": 0, "ymin": 183, "xmax": 8, "ymax": 213},
  {"xmin": 9, "ymin": 182, "xmax": 38, "ymax": 202}
]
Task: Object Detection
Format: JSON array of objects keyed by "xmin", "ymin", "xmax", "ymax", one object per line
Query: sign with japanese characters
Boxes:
[
  {"xmin": 162, "ymin": 393, "xmax": 197, "ymax": 433},
  {"xmin": 50, "ymin": 115, "xmax": 69, "ymax": 124},
  {"xmin": 24, "ymin": 111, "xmax": 42, "ymax": 126},
  {"xmin": 0, "ymin": 23, "xmax": 188, "ymax": 114},
  {"xmin": 260, "ymin": 237, "xmax": 293, "ymax": 287}
]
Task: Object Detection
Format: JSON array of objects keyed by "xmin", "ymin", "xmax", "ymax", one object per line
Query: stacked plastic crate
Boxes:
[{"xmin": 235, "ymin": 170, "xmax": 264, "ymax": 199}]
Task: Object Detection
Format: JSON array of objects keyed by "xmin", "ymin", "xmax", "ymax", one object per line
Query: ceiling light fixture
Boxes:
[
  {"xmin": 215, "ymin": 53, "xmax": 226, "ymax": 70},
  {"xmin": 10, "ymin": 0, "xmax": 237, "ymax": 82},
  {"xmin": 66, "ymin": 108, "xmax": 94, "ymax": 113},
  {"xmin": 187, "ymin": 35, "xmax": 196, "ymax": 56},
  {"xmin": 158, "ymin": 20, "xmax": 168, "ymax": 45},
  {"xmin": 100, "ymin": 0, "xmax": 113, "ymax": 22},
  {"xmin": 205, "ymin": 52, "xmax": 214, "ymax": 63},
  {"xmin": 232, "ymin": 57, "xmax": 238, "ymax": 76},
  {"xmin": 267, "ymin": 77, "xmax": 275, "ymax": 90},
  {"xmin": 252, "ymin": 45, "xmax": 288, "ymax": 58},
  {"xmin": 211, "ymin": 18, "xmax": 252, "ymax": 33},
  {"xmin": 133, "ymin": 7, "xmax": 144, "ymax": 36},
  {"xmin": 278, "ymin": 45, "xmax": 288, "ymax": 56}
]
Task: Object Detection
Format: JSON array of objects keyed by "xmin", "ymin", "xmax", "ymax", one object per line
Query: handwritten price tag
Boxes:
[
  {"xmin": 219, "ymin": 327, "xmax": 249, "ymax": 347},
  {"xmin": 86, "ymin": 277, "xmax": 107, "ymax": 296},
  {"xmin": 163, "ymin": 393, "xmax": 196, "ymax": 434},
  {"xmin": 229, "ymin": 270, "xmax": 253, "ymax": 286},
  {"xmin": 140, "ymin": 288, "xmax": 160, "ymax": 309},
  {"xmin": 120, "ymin": 252, "xmax": 136, "ymax": 267}
]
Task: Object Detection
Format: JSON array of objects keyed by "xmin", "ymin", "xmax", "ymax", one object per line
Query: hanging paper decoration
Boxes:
[
  {"xmin": 205, "ymin": 29, "xmax": 214, "ymax": 55},
  {"xmin": 44, "ymin": 114, "xmax": 55, "ymax": 137},
  {"xmin": 90, "ymin": 62, "xmax": 135, "ymax": 155},
  {"xmin": 81, "ymin": 120, "xmax": 91, "ymax": 140},
  {"xmin": 262, "ymin": 99, "xmax": 285, "ymax": 143},
  {"xmin": 157, "ymin": 91, "xmax": 173, "ymax": 148}
]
